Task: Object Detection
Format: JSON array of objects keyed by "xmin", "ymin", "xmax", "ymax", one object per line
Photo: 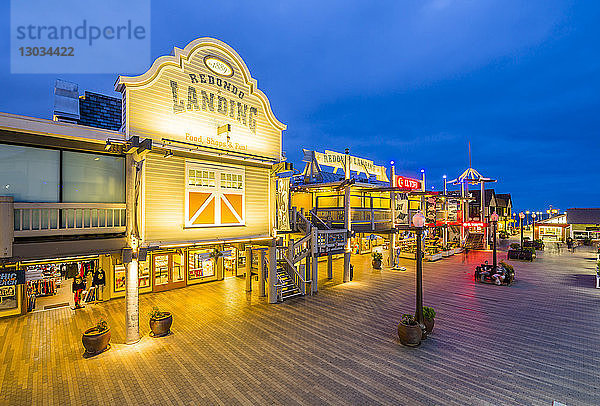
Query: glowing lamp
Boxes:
[
  {"xmin": 519, "ymin": 212, "xmax": 525, "ymax": 219},
  {"xmin": 390, "ymin": 160, "xmax": 395, "ymax": 166},
  {"xmin": 420, "ymin": 169, "xmax": 425, "ymax": 173},
  {"xmin": 412, "ymin": 211, "xmax": 426, "ymax": 228},
  {"xmin": 531, "ymin": 213, "xmax": 536, "ymax": 219},
  {"xmin": 490, "ymin": 212, "xmax": 499, "ymax": 222}
]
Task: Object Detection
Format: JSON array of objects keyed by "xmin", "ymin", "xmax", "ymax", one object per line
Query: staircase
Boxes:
[
  {"xmin": 464, "ymin": 233, "xmax": 485, "ymax": 250},
  {"xmin": 276, "ymin": 267, "xmax": 302, "ymax": 300}
]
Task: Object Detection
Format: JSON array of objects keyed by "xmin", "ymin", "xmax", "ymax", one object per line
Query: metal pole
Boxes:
[
  {"xmin": 520, "ymin": 218, "xmax": 524, "ymax": 248},
  {"xmin": 492, "ymin": 221, "xmax": 497, "ymax": 270},
  {"xmin": 415, "ymin": 227, "xmax": 424, "ymax": 326},
  {"xmin": 389, "ymin": 165, "xmax": 396, "ymax": 267}
]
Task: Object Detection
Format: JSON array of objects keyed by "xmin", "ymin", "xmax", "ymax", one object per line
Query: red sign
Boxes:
[
  {"xmin": 463, "ymin": 222, "xmax": 486, "ymax": 228},
  {"xmin": 395, "ymin": 175, "xmax": 421, "ymax": 190}
]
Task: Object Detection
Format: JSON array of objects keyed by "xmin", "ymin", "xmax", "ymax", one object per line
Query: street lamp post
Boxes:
[
  {"xmin": 531, "ymin": 212, "xmax": 536, "ymax": 241},
  {"xmin": 519, "ymin": 212, "xmax": 525, "ymax": 248},
  {"xmin": 490, "ymin": 211, "xmax": 499, "ymax": 270},
  {"xmin": 412, "ymin": 211, "xmax": 426, "ymax": 332}
]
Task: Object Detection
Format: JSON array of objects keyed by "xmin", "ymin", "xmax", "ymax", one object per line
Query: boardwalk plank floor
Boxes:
[{"xmin": 1, "ymin": 245, "xmax": 599, "ymax": 405}]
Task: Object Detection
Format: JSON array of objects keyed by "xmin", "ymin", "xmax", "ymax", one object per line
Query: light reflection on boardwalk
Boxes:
[{"xmin": 0, "ymin": 245, "xmax": 598, "ymax": 405}]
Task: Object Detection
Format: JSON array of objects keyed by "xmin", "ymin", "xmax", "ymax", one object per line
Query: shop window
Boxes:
[
  {"xmin": 188, "ymin": 250, "xmax": 215, "ymax": 280},
  {"xmin": 62, "ymin": 151, "xmax": 125, "ymax": 203},
  {"xmin": 114, "ymin": 264, "xmax": 126, "ymax": 292},
  {"xmin": 185, "ymin": 162, "xmax": 245, "ymax": 227},
  {"xmin": 0, "ymin": 144, "xmax": 60, "ymax": 202}
]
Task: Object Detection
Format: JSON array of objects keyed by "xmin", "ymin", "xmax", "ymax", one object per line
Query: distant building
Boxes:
[
  {"xmin": 566, "ymin": 208, "xmax": 600, "ymax": 241},
  {"xmin": 535, "ymin": 213, "xmax": 568, "ymax": 242}
]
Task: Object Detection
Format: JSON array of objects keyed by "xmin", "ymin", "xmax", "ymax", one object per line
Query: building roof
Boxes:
[
  {"xmin": 495, "ymin": 193, "xmax": 512, "ymax": 208},
  {"xmin": 468, "ymin": 189, "xmax": 496, "ymax": 207},
  {"xmin": 566, "ymin": 208, "xmax": 600, "ymax": 225}
]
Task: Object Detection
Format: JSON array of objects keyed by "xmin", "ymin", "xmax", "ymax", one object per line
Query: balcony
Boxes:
[{"xmin": 13, "ymin": 203, "xmax": 126, "ymax": 237}]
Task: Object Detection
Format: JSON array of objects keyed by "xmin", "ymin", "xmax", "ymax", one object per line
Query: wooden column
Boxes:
[
  {"xmin": 327, "ymin": 254, "xmax": 333, "ymax": 279},
  {"xmin": 258, "ymin": 249, "xmax": 266, "ymax": 297},
  {"xmin": 267, "ymin": 240, "xmax": 277, "ymax": 304},
  {"xmin": 343, "ymin": 149, "xmax": 351, "ymax": 283},
  {"xmin": 125, "ymin": 154, "xmax": 140, "ymax": 345},
  {"xmin": 245, "ymin": 247, "xmax": 252, "ymax": 292}
]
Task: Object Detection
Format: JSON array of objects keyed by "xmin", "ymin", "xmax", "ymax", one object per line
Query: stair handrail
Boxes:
[
  {"xmin": 309, "ymin": 209, "xmax": 331, "ymax": 230},
  {"xmin": 296, "ymin": 210, "xmax": 312, "ymax": 233},
  {"xmin": 280, "ymin": 255, "xmax": 310, "ymax": 296}
]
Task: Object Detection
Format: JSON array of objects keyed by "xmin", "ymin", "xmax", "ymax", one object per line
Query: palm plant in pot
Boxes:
[
  {"xmin": 149, "ymin": 306, "xmax": 173, "ymax": 337},
  {"xmin": 371, "ymin": 252, "xmax": 383, "ymax": 269},
  {"xmin": 397, "ymin": 313, "xmax": 422, "ymax": 347},
  {"xmin": 422, "ymin": 306, "xmax": 436, "ymax": 335},
  {"xmin": 82, "ymin": 319, "xmax": 111, "ymax": 355}
]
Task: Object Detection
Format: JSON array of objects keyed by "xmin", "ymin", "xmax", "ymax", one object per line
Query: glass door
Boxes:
[{"xmin": 152, "ymin": 252, "xmax": 186, "ymax": 292}]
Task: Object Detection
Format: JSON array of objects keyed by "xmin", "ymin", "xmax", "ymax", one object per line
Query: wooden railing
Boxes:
[{"xmin": 13, "ymin": 203, "xmax": 126, "ymax": 237}]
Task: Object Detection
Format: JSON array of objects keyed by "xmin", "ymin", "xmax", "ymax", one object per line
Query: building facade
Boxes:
[{"xmin": 0, "ymin": 38, "xmax": 285, "ymax": 322}]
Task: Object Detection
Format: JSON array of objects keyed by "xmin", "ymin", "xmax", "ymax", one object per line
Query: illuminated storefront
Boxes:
[{"xmin": 115, "ymin": 37, "xmax": 285, "ymax": 293}]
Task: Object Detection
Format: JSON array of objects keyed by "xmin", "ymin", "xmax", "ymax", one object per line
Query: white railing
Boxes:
[{"xmin": 13, "ymin": 203, "xmax": 126, "ymax": 237}]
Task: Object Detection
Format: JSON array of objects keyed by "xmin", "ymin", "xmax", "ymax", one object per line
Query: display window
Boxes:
[
  {"xmin": 114, "ymin": 265, "xmax": 126, "ymax": 292},
  {"xmin": 188, "ymin": 250, "xmax": 215, "ymax": 280},
  {"xmin": 0, "ymin": 265, "xmax": 19, "ymax": 311}
]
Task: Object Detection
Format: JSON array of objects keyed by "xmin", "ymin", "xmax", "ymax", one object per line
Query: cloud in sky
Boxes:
[{"xmin": 0, "ymin": 0, "xmax": 598, "ymax": 211}]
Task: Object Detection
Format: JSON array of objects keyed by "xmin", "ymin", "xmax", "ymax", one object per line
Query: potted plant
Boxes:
[
  {"xmin": 82, "ymin": 319, "xmax": 111, "ymax": 355},
  {"xmin": 149, "ymin": 306, "xmax": 173, "ymax": 337},
  {"xmin": 499, "ymin": 261, "xmax": 515, "ymax": 284},
  {"xmin": 397, "ymin": 313, "xmax": 422, "ymax": 347},
  {"xmin": 422, "ymin": 306, "xmax": 436, "ymax": 334},
  {"xmin": 371, "ymin": 252, "xmax": 383, "ymax": 269},
  {"xmin": 508, "ymin": 243, "xmax": 521, "ymax": 260},
  {"xmin": 499, "ymin": 230, "xmax": 509, "ymax": 239}
]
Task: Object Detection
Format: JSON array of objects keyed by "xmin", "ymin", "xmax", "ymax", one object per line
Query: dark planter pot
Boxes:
[
  {"xmin": 82, "ymin": 327, "xmax": 111, "ymax": 355},
  {"xmin": 424, "ymin": 318, "xmax": 435, "ymax": 334},
  {"xmin": 507, "ymin": 250, "xmax": 520, "ymax": 260},
  {"xmin": 150, "ymin": 312, "xmax": 173, "ymax": 337},
  {"xmin": 372, "ymin": 259, "xmax": 382, "ymax": 269},
  {"xmin": 397, "ymin": 322, "xmax": 422, "ymax": 347}
]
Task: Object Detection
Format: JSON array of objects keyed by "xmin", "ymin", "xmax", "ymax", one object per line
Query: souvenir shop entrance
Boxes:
[
  {"xmin": 148, "ymin": 245, "xmax": 245, "ymax": 293},
  {"xmin": 21, "ymin": 255, "xmax": 106, "ymax": 312}
]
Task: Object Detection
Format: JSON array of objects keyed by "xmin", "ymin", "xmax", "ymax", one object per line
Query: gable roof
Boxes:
[{"xmin": 566, "ymin": 208, "xmax": 600, "ymax": 225}]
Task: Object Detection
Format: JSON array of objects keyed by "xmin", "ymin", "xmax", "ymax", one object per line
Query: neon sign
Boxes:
[
  {"xmin": 463, "ymin": 222, "xmax": 486, "ymax": 228},
  {"xmin": 395, "ymin": 175, "xmax": 421, "ymax": 190}
]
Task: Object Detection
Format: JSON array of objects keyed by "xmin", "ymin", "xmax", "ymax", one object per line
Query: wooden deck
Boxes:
[{"xmin": 1, "ymin": 244, "xmax": 599, "ymax": 405}]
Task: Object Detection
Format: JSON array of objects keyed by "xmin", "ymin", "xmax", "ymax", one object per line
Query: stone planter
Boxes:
[
  {"xmin": 426, "ymin": 253, "xmax": 442, "ymax": 262},
  {"xmin": 453, "ymin": 247, "xmax": 463, "ymax": 254},
  {"xmin": 372, "ymin": 259, "xmax": 382, "ymax": 269},
  {"xmin": 150, "ymin": 312, "xmax": 173, "ymax": 337},
  {"xmin": 82, "ymin": 327, "xmax": 111, "ymax": 355},
  {"xmin": 424, "ymin": 318, "xmax": 435, "ymax": 334},
  {"xmin": 397, "ymin": 322, "xmax": 422, "ymax": 347},
  {"xmin": 441, "ymin": 250, "xmax": 451, "ymax": 257}
]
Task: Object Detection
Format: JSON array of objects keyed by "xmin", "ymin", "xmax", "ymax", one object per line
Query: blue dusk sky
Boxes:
[{"xmin": 0, "ymin": 1, "xmax": 598, "ymax": 213}]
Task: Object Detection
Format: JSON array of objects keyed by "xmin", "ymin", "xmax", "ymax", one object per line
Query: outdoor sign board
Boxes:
[
  {"xmin": 276, "ymin": 177, "xmax": 291, "ymax": 231},
  {"xmin": 116, "ymin": 37, "xmax": 286, "ymax": 161},
  {"xmin": 0, "ymin": 269, "xmax": 24, "ymax": 290},
  {"xmin": 395, "ymin": 175, "xmax": 421, "ymax": 190},
  {"xmin": 303, "ymin": 149, "xmax": 389, "ymax": 182}
]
